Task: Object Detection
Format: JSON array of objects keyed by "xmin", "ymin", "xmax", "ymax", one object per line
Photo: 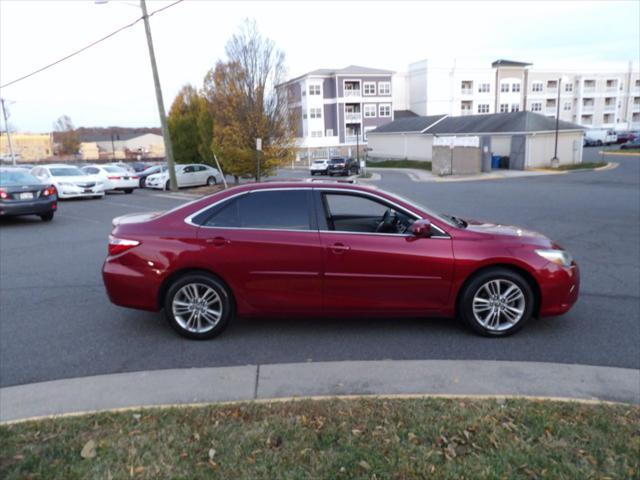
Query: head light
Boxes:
[{"xmin": 535, "ymin": 249, "xmax": 573, "ymax": 267}]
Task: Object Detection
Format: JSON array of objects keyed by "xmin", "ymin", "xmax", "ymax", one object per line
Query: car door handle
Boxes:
[
  {"xmin": 329, "ymin": 243, "xmax": 350, "ymax": 254},
  {"xmin": 207, "ymin": 237, "xmax": 230, "ymax": 247}
]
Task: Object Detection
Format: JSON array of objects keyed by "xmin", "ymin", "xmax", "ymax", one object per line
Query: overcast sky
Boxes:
[{"xmin": 1, "ymin": 0, "xmax": 639, "ymax": 133}]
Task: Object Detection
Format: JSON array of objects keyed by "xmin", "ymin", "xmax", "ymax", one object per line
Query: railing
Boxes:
[
  {"xmin": 603, "ymin": 104, "xmax": 617, "ymax": 112},
  {"xmin": 344, "ymin": 135, "xmax": 362, "ymax": 143},
  {"xmin": 582, "ymin": 86, "xmax": 596, "ymax": 93},
  {"xmin": 581, "ymin": 105, "xmax": 594, "ymax": 113},
  {"xmin": 345, "ymin": 112, "xmax": 362, "ymax": 122},
  {"xmin": 460, "ymin": 109, "xmax": 473, "ymax": 116},
  {"xmin": 461, "ymin": 88, "xmax": 473, "ymax": 95},
  {"xmin": 344, "ymin": 89, "xmax": 361, "ymax": 97},
  {"xmin": 546, "ymin": 106, "xmax": 557, "ymax": 114}
]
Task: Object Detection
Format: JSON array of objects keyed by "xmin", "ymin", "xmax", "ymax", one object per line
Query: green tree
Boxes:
[
  {"xmin": 167, "ymin": 84, "xmax": 202, "ymax": 164},
  {"xmin": 203, "ymin": 20, "xmax": 296, "ymax": 181},
  {"xmin": 53, "ymin": 115, "xmax": 79, "ymax": 155}
]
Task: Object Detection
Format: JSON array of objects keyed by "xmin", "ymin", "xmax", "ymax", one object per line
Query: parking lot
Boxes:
[{"xmin": 1, "ymin": 149, "xmax": 638, "ymax": 387}]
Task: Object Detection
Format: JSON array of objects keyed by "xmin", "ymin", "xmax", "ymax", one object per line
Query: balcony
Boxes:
[
  {"xmin": 345, "ymin": 135, "xmax": 363, "ymax": 144},
  {"xmin": 345, "ymin": 112, "xmax": 362, "ymax": 122},
  {"xmin": 546, "ymin": 107, "xmax": 557, "ymax": 115},
  {"xmin": 344, "ymin": 89, "xmax": 361, "ymax": 98},
  {"xmin": 460, "ymin": 108, "xmax": 473, "ymax": 116},
  {"xmin": 461, "ymin": 88, "xmax": 473, "ymax": 95},
  {"xmin": 583, "ymin": 86, "xmax": 596, "ymax": 93},
  {"xmin": 603, "ymin": 104, "xmax": 617, "ymax": 112},
  {"xmin": 581, "ymin": 105, "xmax": 595, "ymax": 113}
]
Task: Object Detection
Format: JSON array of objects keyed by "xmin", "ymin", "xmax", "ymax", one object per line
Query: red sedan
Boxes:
[{"xmin": 103, "ymin": 182, "xmax": 579, "ymax": 339}]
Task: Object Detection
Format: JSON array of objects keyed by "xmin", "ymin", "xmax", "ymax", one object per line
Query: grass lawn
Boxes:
[
  {"xmin": 1, "ymin": 397, "xmax": 638, "ymax": 479},
  {"xmin": 367, "ymin": 159, "xmax": 432, "ymax": 170},
  {"xmin": 556, "ymin": 162, "xmax": 608, "ymax": 171}
]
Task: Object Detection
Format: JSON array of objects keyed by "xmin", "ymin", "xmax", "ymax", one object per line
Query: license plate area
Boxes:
[
  {"xmin": 19, "ymin": 192, "xmax": 34, "ymax": 200},
  {"xmin": 84, "ymin": 189, "xmax": 92, "ymax": 193}
]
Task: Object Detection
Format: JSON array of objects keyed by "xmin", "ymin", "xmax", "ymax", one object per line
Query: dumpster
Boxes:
[
  {"xmin": 499, "ymin": 156, "xmax": 510, "ymax": 169},
  {"xmin": 491, "ymin": 154, "xmax": 501, "ymax": 169}
]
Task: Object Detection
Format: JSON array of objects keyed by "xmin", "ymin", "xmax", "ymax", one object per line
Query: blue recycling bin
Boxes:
[{"xmin": 491, "ymin": 155, "xmax": 501, "ymax": 169}]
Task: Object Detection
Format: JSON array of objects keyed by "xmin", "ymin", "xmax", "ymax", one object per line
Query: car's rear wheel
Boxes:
[
  {"xmin": 124, "ymin": 188, "xmax": 134, "ymax": 194},
  {"xmin": 139, "ymin": 178, "xmax": 146, "ymax": 188},
  {"xmin": 165, "ymin": 180, "xmax": 171, "ymax": 190},
  {"xmin": 40, "ymin": 212, "xmax": 54, "ymax": 222},
  {"xmin": 164, "ymin": 273, "xmax": 233, "ymax": 339},
  {"xmin": 206, "ymin": 176, "xmax": 216, "ymax": 186},
  {"xmin": 459, "ymin": 268, "xmax": 534, "ymax": 337}
]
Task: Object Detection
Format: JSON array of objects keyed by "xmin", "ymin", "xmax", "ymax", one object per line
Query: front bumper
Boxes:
[
  {"xmin": 145, "ymin": 178, "xmax": 165, "ymax": 189},
  {"xmin": 538, "ymin": 262, "xmax": 580, "ymax": 316},
  {"xmin": 58, "ymin": 185, "xmax": 105, "ymax": 199},
  {"xmin": 0, "ymin": 197, "xmax": 57, "ymax": 217}
]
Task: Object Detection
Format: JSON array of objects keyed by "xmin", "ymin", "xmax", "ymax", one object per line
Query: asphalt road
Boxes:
[{"xmin": 1, "ymin": 150, "xmax": 638, "ymax": 387}]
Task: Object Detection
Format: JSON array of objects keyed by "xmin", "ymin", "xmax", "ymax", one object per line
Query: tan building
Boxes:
[
  {"xmin": 0, "ymin": 133, "xmax": 53, "ymax": 162},
  {"xmin": 78, "ymin": 132, "xmax": 165, "ymax": 160}
]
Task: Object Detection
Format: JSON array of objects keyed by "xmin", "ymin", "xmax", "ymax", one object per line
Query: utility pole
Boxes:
[
  {"xmin": 110, "ymin": 131, "xmax": 116, "ymax": 160},
  {"xmin": 256, "ymin": 138, "xmax": 262, "ymax": 182},
  {"xmin": 0, "ymin": 98, "xmax": 16, "ymax": 166},
  {"xmin": 551, "ymin": 76, "xmax": 562, "ymax": 168},
  {"xmin": 140, "ymin": 0, "xmax": 177, "ymax": 191}
]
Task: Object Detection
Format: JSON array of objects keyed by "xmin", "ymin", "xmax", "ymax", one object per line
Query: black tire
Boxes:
[
  {"xmin": 596, "ymin": 140, "xmax": 603, "ymax": 146},
  {"xmin": 139, "ymin": 177, "xmax": 146, "ymax": 188},
  {"xmin": 206, "ymin": 176, "xmax": 216, "ymax": 186},
  {"xmin": 164, "ymin": 273, "xmax": 234, "ymax": 340},
  {"xmin": 458, "ymin": 267, "xmax": 535, "ymax": 337},
  {"xmin": 165, "ymin": 180, "xmax": 171, "ymax": 191},
  {"xmin": 310, "ymin": 172, "xmax": 316, "ymax": 176},
  {"xmin": 40, "ymin": 211, "xmax": 54, "ymax": 222},
  {"xmin": 124, "ymin": 188, "xmax": 134, "ymax": 194}
]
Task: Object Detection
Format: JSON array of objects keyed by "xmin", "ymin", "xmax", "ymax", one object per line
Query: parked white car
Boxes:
[
  {"xmin": 145, "ymin": 164, "xmax": 223, "ymax": 190},
  {"xmin": 309, "ymin": 159, "xmax": 329, "ymax": 175},
  {"xmin": 81, "ymin": 165, "xmax": 138, "ymax": 194},
  {"xmin": 30, "ymin": 164, "xmax": 105, "ymax": 199},
  {"xmin": 584, "ymin": 129, "xmax": 617, "ymax": 146},
  {"xmin": 109, "ymin": 162, "xmax": 137, "ymax": 174}
]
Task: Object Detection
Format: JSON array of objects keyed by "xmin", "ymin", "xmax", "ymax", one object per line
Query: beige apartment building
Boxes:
[
  {"xmin": 397, "ymin": 59, "xmax": 640, "ymax": 131},
  {"xmin": 0, "ymin": 132, "xmax": 54, "ymax": 162}
]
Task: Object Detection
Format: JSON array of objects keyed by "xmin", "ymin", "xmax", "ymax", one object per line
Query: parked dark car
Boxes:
[
  {"xmin": 138, "ymin": 164, "xmax": 167, "ymax": 188},
  {"xmin": 615, "ymin": 132, "xmax": 636, "ymax": 144},
  {"xmin": 328, "ymin": 157, "xmax": 360, "ymax": 176},
  {"xmin": 131, "ymin": 162, "xmax": 152, "ymax": 173},
  {"xmin": 0, "ymin": 168, "xmax": 57, "ymax": 221},
  {"xmin": 103, "ymin": 182, "xmax": 579, "ymax": 340},
  {"xmin": 620, "ymin": 138, "xmax": 640, "ymax": 150}
]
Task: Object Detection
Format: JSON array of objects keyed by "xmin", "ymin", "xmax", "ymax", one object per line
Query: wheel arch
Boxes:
[
  {"xmin": 157, "ymin": 267, "xmax": 236, "ymax": 314},
  {"xmin": 455, "ymin": 262, "xmax": 541, "ymax": 317}
]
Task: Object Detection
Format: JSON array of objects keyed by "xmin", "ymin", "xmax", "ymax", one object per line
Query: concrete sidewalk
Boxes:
[
  {"xmin": 368, "ymin": 167, "xmax": 569, "ymax": 182},
  {"xmin": 1, "ymin": 360, "xmax": 638, "ymax": 422}
]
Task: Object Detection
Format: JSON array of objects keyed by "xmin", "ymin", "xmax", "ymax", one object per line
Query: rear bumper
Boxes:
[
  {"xmin": 0, "ymin": 198, "xmax": 56, "ymax": 217},
  {"xmin": 102, "ymin": 257, "xmax": 162, "ymax": 311},
  {"xmin": 538, "ymin": 263, "xmax": 580, "ymax": 316}
]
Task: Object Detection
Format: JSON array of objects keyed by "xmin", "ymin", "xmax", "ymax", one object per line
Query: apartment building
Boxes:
[
  {"xmin": 277, "ymin": 66, "xmax": 394, "ymax": 160},
  {"xmin": 399, "ymin": 59, "xmax": 640, "ymax": 131}
]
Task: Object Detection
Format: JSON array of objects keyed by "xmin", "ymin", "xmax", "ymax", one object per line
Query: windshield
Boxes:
[
  {"xmin": 50, "ymin": 167, "xmax": 85, "ymax": 176},
  {"xmin": 313, "ymin": 160, "xmax": 326, "ymax": 164},
  {"xmin": 385, "ymin": 189, "xmax": 461, "ymax": 228},
  {"xmin": 0, "ymin": 170, "xmax": 41, "ymax": 186},
  {"xmin": 330, "ymin": 158, "xmax": 345, "ymax": 164},
  {"xmin": 103, "ymin": 166, "xmax": 127, "ymax": 173}
]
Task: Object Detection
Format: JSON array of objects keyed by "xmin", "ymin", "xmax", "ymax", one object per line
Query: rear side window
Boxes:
[{"xmin": 198, "ymin": 190, "xmax": 312, "ymax": 230}]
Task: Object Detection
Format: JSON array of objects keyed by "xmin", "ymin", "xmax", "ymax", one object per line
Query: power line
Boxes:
[{"xmin": 0, "ymin": 0, "xmax": 183, "ymax": 90}]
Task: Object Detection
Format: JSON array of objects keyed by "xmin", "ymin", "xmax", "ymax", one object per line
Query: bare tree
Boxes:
[{"xmin": 53, "ymin": 115, "xmax": 80, "ymax": 155}]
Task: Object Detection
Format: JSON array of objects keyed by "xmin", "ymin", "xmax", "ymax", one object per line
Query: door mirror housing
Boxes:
[{"xmin": 411, "ymin": 219, "xmax": 431, "ymax": 238}]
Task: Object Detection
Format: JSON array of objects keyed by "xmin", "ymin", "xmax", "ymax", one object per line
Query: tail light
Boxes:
[
  {"xmin": 108, "ymin": 235, "xmax": 140, "ymax": 255},
  {"xmin": 42, "ymin": 185, "xmax": 57, "ymax": 197},
  {"xmin": 132, "ymin": 176, "xmax": 139, "ymax": 179},
  {"xmin": 108, "ymin": 176, "xmax": 122, "ymax": 180},
  {"xmin": 0, "ymin": 189, "xmax": 7, "ymax": 200}
]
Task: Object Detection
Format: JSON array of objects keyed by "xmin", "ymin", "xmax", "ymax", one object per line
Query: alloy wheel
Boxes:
[
  {"xmin": 472, "ymin": 279, "xmax": 526, "ymax": 332},
  {"xmin": 172, "ymin": 283, "xmax": 222, "ymax": 333}
]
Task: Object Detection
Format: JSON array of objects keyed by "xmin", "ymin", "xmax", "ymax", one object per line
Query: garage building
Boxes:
[{"xmin": 367, "ymin": 111, "xmax": 585, "ymax": 169}]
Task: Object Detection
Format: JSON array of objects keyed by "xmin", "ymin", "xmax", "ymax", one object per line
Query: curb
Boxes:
[
  {"xmin": 600, "ymin": 150, "xmax": 640, "ymax": 157},
  {"xmin": 1, "ymin": 360, "xmax": 638, "ymax": 423}
]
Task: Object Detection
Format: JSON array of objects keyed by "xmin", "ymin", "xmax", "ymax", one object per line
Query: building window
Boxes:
[
  {"xmin": 531, "ymin": 102, "xmax": 542, "ymax": 112},
  {"xmin": 532, "ymin": 82, "xmax": 543, "ymax": 92},
  {"xmin": 501, "ymin": 83, "xmax": 509, "ymax": 93},
  {"xmin": 364, "ymin": 104, "xmax": 377, "ymax": 118},
  {"xmin": 309, "ymin": 84, "xmax": 321, "ymax": 96},
  {"xmin": 378, "ymin": 104, "xmax": 391, "ymax": 117},
  {"xmin": 547, "ymin": 80, "xmax": 558, "ymax": 90},
  {"xmin": 563, "ymin": 102, "xmax": 572, "ymax": 111},
  {"xmin": 310, "ymin": 131, "xmax": 323, "ymax": 138},
  {"xmin": 326, "ymin": 129, "xmax": 334, "ymax": 137},
  {"xmin": 636, "ymin": 80, "xmax": 640, "ymax": 87},
  {"xmin": 363, "ymin": 82, "xmax": 376, "ymax": 95},
  {"xmin": 500, "ymin": 103, "xmax": 509, "ymax": 113},
  {"xmin": 477, "ymin": 104, "xmax": 490, "ymax": 113},
  {"xmin": 512, "ymin": 83, "xmax": 521, "ymax": 92},
  {"xmin": 511, "ymin": 104, "xmax": 520, "ymax": 112},
  {"xmin": 478, "ymin": 83, "xmax": 490, "ymax": 93},
  {"xmin": 309, "ymin": 108, "xmax": 322, "ymax": 119},
  {"xmin": 564, "ymin": 83, "xmax": 573, "ymax": 92},
  {"xmin": 303, "ymin": 113, "xmax": 307, "ymax": 119},
  {"xmin": 378, "ymin": 82, "xmax": 391, "ymax": 95},
  {"xmin": 461, "ymin": 81, "xmax": 473, "ymax": 93}
]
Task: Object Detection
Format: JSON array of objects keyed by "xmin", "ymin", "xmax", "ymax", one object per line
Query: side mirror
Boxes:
[{"xmin": 411, "ymin": 219, "xmax": 431, "ymax": 238}]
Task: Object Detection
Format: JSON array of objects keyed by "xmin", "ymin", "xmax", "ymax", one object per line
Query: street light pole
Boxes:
[
  {"xmin": 551, "ymin": 76, "xmax": 561, "ymax": 168},
  {"xmin": 0, "ymin": 98, "xmax": 16, "ymax": 166},
  {"xmin": 139, "ymin": 0, "xmax": 178, "ymax": 191}
]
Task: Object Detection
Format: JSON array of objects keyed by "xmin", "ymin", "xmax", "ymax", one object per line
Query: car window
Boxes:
[
  {"xmin": 0, "ymin": 170, "xmax": 41, "ymax": 186},
  {"xmin": 50, "ymin": 167, "xmax": 85, "ymax": 176},
  {"xmin": 203, "ymin": 190, "xmax": 311, "ymax": 230},
  {"xmin": 84, "ymin": 167, "xmax": 99, "ymax": 174},
  {"xmin": 183, "ymin": 166, "xmax": 194, "ymax": 173},
  {"xmin": 324, "ymin": 193, "xmax": 388, "ymax": 218}
]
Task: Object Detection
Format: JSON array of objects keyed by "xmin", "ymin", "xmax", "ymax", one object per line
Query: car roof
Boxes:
[
  {"xmin": 224, "ymin": 181, "xmax": 377, "ymax": 194},
  {"xmin": 0, "ymin": 167, "xmax": 34, "ymax": 172}
]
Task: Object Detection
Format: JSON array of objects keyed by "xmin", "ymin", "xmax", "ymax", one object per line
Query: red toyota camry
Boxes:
[{"xmin": 103, "ymin": 182, "xmax": 579, "ymax": 339}]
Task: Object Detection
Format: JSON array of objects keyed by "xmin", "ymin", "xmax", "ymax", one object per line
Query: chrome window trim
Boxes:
[{"xmin": 183, "ymin": 186, "xmax": 451, "ymax": 238}]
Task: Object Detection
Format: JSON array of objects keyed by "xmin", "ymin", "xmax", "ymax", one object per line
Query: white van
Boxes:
[{"xmin": 584, "ymin": 129, "xmax": 617, "ymax": 146}]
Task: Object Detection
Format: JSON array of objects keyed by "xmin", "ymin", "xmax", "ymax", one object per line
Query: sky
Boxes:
[{"xmin": 1, "ymin": 0, "xmax": 639, "ymax": 133}]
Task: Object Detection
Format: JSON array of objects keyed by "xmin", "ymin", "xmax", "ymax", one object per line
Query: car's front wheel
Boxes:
[
  {"xmin": 458, "ymin": 268, "xmax": 534, "ymax": 337},
  {"xmin": 164, "ymin": 273, "xmax": 233, "ymax": 339},
  {"xmin": 206, "ymin": 176, "xmax": 217, "ymax": 186},
  {"xmin": 40, "ymin": 212, "xmax": 54, "ymax": 222}
]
